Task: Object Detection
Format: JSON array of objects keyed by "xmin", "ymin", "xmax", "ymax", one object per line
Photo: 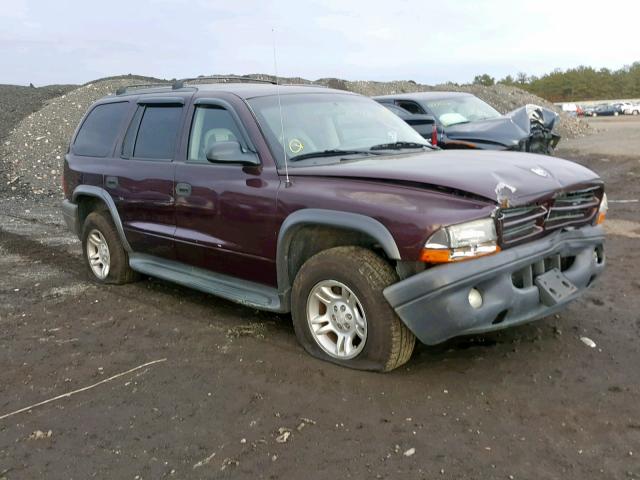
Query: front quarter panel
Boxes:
[{"xmin": 278, "ymin": 176, "xmax": 496, "ymax": 261}]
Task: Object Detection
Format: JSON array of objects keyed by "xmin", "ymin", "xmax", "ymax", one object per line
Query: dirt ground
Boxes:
[{"xmin": 1, "ymin": 117, "xmax": 639, "ymax": 480}]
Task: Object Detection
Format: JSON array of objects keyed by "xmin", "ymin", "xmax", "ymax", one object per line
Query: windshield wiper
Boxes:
[
  {"xmin": 369, "ymin": 141, "xmax": 431, "ymax": 151},
  {"xmin": 289, "ymin": 149, "xmax": 376, "ymax": 162}
]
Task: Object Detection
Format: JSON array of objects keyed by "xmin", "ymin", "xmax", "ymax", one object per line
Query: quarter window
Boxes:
[
  {"xmin": 73, "ymin": 102, "xmax": 129, "ymax": 157},
  {"xmin": 188, "ymin": 106, "xmax": 243, "ymax": 163},
  {"xmin": 132, "ymin": 105, "xmax": 183, "ymax": 159}
]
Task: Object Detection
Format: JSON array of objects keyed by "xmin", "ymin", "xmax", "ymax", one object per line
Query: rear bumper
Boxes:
[
  {"xmin": 383, "ymin": 226, "xmax": 605, "ymax": 345},
  {"xmin": 61, "ymin": 199, "xmax": 79, "ymax": 236}
]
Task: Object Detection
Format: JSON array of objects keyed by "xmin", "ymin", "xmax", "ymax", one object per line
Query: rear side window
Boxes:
[
  {"xmin": 132, "ymin": 106, "xmax": 183, "ymax": 159},
  {"xmin": 395, "ymin": 101, "xmax": 424, "ymax": 114},
  {"xmin": 73, "ymin": 102, "xmax": 129, "ymax": 157}
]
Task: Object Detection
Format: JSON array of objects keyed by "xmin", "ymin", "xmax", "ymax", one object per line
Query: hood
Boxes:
[
  {"xmin": 444, "ymin": 117, "xmax": 527, "ymax": 147},
  {"xmin": 288, "ymin": 150, "xmax": 602, "ymax": 207}
]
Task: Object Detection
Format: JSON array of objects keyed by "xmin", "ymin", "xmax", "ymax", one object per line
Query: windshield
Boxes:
[
  {"xmin": 425, "ymin": 96, "xmax": 501, "ymax": 127},
  {"xmin": 247, "ymin": 93, "xmax": 429, "ymax": 167}
]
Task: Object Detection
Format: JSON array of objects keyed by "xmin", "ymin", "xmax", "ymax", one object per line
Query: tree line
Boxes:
[{"xmin": 472, "ymin": 62, "xmax": 640, "ymax": 102}]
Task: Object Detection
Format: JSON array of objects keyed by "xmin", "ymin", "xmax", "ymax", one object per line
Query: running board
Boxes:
[{"xmin": 129, "ymin": 253, "xmax": 284, "ymax": 312}]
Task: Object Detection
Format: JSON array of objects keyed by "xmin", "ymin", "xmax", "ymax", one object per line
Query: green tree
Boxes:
[{"xmin": 473, "ymin": 74, "xmax": 495, "ymax": 86}]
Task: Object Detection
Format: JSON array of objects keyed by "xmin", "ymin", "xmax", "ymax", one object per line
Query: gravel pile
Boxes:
[
  {"xmin": 1, "ymin": 73, "xmax": 588, "ymax": 200},
  {"xmin": 1, "ymin": 76, "xmax": 168, "ymax": 198},
  {"xmin": 0, "ymin": 84, "xmax": 76, "ymax": 142}
]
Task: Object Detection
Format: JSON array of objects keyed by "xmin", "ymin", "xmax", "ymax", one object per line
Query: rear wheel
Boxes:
[
  {"xmin": 633, "ymin": 110, "xmax": 639, "ymax": 116},
  {"xmin": 81, "ymin": 211, "xmax": 138, "ymax": 284},
  {"xmin": 291, "ymin": 246, "xmax": 415, "ymax": 372}
]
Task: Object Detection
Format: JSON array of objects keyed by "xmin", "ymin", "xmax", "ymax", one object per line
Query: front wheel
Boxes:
[{"xmin": 291, "ymin": 247, "xmax": 415, "ymax": 372}]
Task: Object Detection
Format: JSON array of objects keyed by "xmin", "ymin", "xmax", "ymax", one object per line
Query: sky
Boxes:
[{"xmin": 1, "ymin": 0, "xmax": 639, "ymax": 86}]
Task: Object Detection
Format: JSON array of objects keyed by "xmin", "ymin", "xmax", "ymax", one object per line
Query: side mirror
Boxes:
[{"xmin": 206, "ymin": 141, "xmax": 259, "ymax": 165}]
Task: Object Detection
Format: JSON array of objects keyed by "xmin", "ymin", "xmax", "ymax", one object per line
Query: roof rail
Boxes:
[
  {"xmin": 172, "ymin": 76, "xmax": 276, "ymax": 89},
  {"xmin": 282, "ymin": 83, "xmax": 328, "ymax": 88},
  {"xmin": 115, "ymin": 83, "xmax": 172, "ymax": 95}
]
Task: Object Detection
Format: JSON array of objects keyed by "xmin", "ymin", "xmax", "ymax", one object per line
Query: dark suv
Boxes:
[{"xmin": 61, "ymin": 78, "xmax": 607, "ymax": 371}]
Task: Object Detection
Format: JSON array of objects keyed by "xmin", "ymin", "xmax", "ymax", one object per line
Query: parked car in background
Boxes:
[
  {"xmin": 592, "ymin": 104, "xmax": 620, "ymax": 116},
  {"xmin": 622, "ymin": 103, "xmax": 640, "ymax": 115},
  {"xmin": 375, "ymin": 92, "xmax": 560, "ymax": 155},
  {"xmin": 561, "ymin": 103, "xmax": 578, "ymax": 116},
  {"xmin": 61, "ymin": 78, "xmax": 607, "ymax": 371}
]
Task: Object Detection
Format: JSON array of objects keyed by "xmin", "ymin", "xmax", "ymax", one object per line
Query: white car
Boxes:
[{"xmin": 622, "ymin": 103, "xmax": 640, "ymax": 115}]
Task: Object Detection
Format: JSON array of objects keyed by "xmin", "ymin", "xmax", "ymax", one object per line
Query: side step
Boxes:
[{"xmin": 129, "ymin": 253, "xmax": 285, "ymax": 312}]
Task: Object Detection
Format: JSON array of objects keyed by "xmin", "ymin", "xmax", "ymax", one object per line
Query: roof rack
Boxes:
[
  {"xmin": 115, "ymin": 83, "xmax": 172, "ymax": 95},
  {"xmin": 172, "ymin": 76, "xmax": 276, "ymax": 89}
]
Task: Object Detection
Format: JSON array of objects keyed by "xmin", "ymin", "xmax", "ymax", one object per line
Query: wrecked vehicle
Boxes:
[
  {"xmin": 61, "ymin": 79, "xmax": 606, "ymax": 372},
  {"xmin": 374, "ymin": 92, "xmax": 561, "ymax": 154}
]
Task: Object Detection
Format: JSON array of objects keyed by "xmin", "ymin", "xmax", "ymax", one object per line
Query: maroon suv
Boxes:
[{"xmin": 61, "ymin": 78, "xmax": 607, "ymax": 371}]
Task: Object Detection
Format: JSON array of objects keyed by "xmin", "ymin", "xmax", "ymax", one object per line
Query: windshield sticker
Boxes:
[{"xmin": 288, "ymin": 138, "xmax": 304, "ymax": 154}]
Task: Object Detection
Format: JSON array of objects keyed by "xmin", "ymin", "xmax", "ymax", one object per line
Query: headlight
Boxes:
[
  {"xmin": 420, "ymin": 218, "xmax": 500, "ymax": 264},
  {"xmin": 595, "ymin": 192, "xmax": 608, "ymax": 225}
]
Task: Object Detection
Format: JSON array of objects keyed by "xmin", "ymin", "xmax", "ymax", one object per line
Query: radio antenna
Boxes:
[{"xmin": 272, "ymin": 27, "xmax": 291, "ymax": 187}]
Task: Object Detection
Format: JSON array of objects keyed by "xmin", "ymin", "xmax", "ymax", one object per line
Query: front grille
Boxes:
[
  {"xmin": 498, "ymin": 186, "xmax": 602, "ymax": 248},
  {"xmin": 499, "ymin": 205, "xmax": 547, "ymax": 246},
  {"xmin": 545, "ymin": 187, "xmax": 599, "ymax": 230}
]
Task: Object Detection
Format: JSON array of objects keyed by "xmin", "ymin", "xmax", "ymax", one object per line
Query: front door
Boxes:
[
  {"xmin": 173, "ymin": 99, "xmax": 280, "ymax": 286},
  {"xmin": 104, "ymin": 99, "xmax": 187, "ymax": 259}
]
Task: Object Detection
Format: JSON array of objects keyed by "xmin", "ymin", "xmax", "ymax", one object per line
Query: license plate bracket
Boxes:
[{"xmin": 534, "ymin": 268, "xmax": 578, "ymax": 306}]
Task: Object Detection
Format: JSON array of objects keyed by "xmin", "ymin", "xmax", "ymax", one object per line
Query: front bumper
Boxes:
[{"xmin": 383, "ymin": 226, "xmax": 605, "ymax": 345}]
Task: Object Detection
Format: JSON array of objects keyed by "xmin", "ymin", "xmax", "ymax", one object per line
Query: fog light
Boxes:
[{"xmin": 468, "ymin": 288, "xmax": 483, "ymax": 309}]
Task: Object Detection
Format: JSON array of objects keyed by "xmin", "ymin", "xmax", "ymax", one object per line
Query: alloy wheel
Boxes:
[
  {"xmin": 86, "ymin": 229, "xmax": 110, "ymax": 280},
  {"xmin": 306, "ymin": 280, "xmax": 367, "ymax": 359}
]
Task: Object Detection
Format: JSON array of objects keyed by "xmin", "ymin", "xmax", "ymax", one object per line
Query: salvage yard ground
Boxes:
[{"xmin": 0, "ymin": 116, "xmax": 639, "ymax": 479}]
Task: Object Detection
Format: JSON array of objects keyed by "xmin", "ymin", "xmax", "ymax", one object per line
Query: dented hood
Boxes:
[{"xmin": 289, "ymin": 150, "xmax": 602, "ymax": 206}]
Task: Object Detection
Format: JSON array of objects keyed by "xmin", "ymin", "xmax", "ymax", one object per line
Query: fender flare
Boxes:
[
  {"xmin": 276, "ymin": 208, "xmax": 401, "ymax": 304},
  {"xmin": 72, "ymin": 185, "xmax": 132, "ymax": 252}
]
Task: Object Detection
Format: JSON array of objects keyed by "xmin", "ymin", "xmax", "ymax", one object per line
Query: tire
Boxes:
[
  {"xmin": 81, "ymin": 211, "xmax": 139, "ymax": 284},
  {"xmin": 291, "ymin": 246, "xmax": 415, "ymax": 372},
  {"xmin": 614, "ymin": 111, "xmax": 619, "ymax": 116},
  {"xmin": 592, "ymin": 112, "xmax": 597, "ymax": 117},
  {"xmin": 633, "ymin": 110, "xmax": 639, "ymax": 116}
]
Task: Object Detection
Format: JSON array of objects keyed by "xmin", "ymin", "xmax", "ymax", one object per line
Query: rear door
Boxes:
[
  {"xmin": 103, "ymin": 96, "xmax": 188, "ymax": 259},
  {"xmin": 173, "ymin": 95, "xmax": 280, "ymax": 286}
]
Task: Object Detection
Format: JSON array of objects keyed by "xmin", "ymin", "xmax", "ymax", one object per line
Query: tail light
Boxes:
[{"xmin": 431, "ymin": 125, "xmax": 438, "ymax": 147}]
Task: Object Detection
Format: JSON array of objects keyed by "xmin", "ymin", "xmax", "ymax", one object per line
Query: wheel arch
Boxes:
[
  {"xmin": 72, "ymin": 185, "xmax": 132, "ymax": 252},
  {"xmin": 276, "ymin": 209, "xmax": 401, "ymax": 309}
]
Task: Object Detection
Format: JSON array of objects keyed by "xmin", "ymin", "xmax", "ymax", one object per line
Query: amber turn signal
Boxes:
[{"xmin": 420, "ymin": 246, "xmax": 501, "ymax": 264}]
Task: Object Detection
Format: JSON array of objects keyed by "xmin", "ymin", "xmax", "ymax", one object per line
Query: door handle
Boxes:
[
  {"xmin": 105, "ymin": 176, "xmax": 118, "ymax": 188},
  {"xmin": 175, "ymin": 182, "xmax": 192, "ymax": 197}
]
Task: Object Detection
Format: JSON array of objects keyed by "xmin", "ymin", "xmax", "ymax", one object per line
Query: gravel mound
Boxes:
[
  {"xmin": 1, "ymin": 74, "xmax": 588, "ymax": 200},
  {"xmin": 0, "ymin": 84, "xmax": 76, "ymax": 142},
  {"xmin": 1, "ymin": 76, "xmax": 168, "ymax": 198}
]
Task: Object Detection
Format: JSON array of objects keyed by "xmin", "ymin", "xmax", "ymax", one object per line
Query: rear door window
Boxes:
[
  {"xmin": 132, "ymin": 105, "xmax": 183, "ymax": 160},
  {"xmin": 395, "ymin": 100, "xmax": 425, "ymax": 114},
  {"xmin": 73, "ymin": 102, "xmax": 130, "ymax": 157}
]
